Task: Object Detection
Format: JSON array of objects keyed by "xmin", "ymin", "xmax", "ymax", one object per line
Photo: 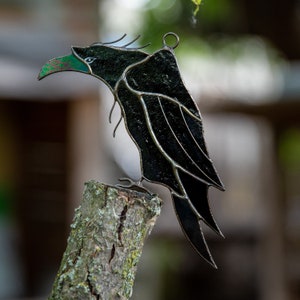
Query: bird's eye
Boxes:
[{"xmin": 84, "ymin": 57, "xmax": 96, "ymax": 64}]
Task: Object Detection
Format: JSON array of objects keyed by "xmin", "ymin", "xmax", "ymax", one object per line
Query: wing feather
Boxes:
[
  {"xmin": 177, "ymin": 168, "xmax": 223, "ymax": 236},
  {"xmin": 172, "ymin": 193, "xmax": 217, "ymax": 268},
  {"xmin": 141, "ymin": 94, "xmax": 224, "ymax": 190}
]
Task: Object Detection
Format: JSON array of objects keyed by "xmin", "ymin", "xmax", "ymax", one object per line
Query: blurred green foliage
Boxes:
[
  {"xmin": 191, "ymin": 0, "xmax": 202, "ymax": 17},
  {"xmin": 136, "ymin": 0, "xmax": 282, "ymax": 80},
  {"xmin": 139, "ymin": 0, "xmax": 239, "ymax": 50},
  {"xmin": 0, "ymin": 186, "xmax": 13, "ymax": 217},
  {"xmin": 279, "ymin": 129, "xmax": 300, "ymax": 170}
]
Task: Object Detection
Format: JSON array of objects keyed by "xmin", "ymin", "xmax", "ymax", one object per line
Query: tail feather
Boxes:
[
  {"xmin": 177, "ymin": 169, "xmax": 224, "ymax": 237},
  {"xmin": 172, "ymin": 194, "xmax": 217, "ymax": 268}
]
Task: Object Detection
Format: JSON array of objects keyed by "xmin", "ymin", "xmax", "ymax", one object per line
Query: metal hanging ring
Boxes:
[{"xmin": 162, "ymin": 32, "xmax": 180, "ymax": 50}]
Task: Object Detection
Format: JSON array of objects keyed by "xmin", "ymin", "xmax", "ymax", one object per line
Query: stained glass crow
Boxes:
[{"xmin": 38, "ymin": 33, "xmax": 225, "ymax": 268}]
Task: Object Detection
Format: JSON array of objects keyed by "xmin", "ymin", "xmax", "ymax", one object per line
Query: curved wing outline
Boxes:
[{"xmin": 114, "ymin": 47, "xmax": 224, "ymax": 266}]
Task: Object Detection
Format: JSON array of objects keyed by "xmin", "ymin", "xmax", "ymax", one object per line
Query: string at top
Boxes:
[{"xmin": 162, "ymin": 32, "xmax": 180, "ymax": 50}]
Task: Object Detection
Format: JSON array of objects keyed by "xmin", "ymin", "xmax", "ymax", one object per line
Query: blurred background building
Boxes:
[{"xmin": 0, "ymin": 0, "xmax": 300, "ymax": 299}]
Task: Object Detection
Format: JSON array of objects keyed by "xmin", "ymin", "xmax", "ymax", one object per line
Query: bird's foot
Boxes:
[{"xmin": 116, "ymin": 178, "xmax": 153, "ymax": 195}]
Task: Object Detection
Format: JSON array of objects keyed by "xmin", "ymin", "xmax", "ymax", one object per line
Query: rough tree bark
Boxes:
[{"xmin": 48, "ymin": 180, "xmax": 162, "ymax": 300}]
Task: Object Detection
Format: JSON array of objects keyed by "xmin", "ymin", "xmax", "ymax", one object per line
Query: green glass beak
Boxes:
[{"xmin": 38, "ymin": 53, "xmax": 90, "ymax": 80}]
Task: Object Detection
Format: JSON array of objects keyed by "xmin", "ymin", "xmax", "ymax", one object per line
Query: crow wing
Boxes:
[
  {"xmin": 140, "ymin": 93, "xmax": 224, "ymax": 189},
  {"xmin": 115, "ymin": 48, "xmax": 224, "ymax": 266},
  {"xmin": 124, "ymin": 48, "xmax": 224, "ymax": 190}
]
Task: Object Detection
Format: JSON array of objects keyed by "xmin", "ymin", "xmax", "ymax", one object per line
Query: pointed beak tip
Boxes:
[
  {"xmin": 37, "ymin": 72, "xmax": 44, "ymax": 81},
  {"xmin": 37, "ymin": 59, "xmax": 59, "ymax": 81},
  {"xmin": 37, "ymin": 67, "xmax": 53, "ymax": 81}
]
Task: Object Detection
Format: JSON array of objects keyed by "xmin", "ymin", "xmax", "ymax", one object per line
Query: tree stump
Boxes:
[{"xmin": 49, "ymin": 180, "xmax": 162, "ymax": 300}]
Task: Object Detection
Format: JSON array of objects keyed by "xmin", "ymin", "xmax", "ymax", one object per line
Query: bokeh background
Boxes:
[{"xmin": 1, "ymin": 0, "xmax": 300, "ymax": 299}]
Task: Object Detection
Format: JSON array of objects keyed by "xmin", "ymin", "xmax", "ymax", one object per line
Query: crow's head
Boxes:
[{"xmin": 38, "ymin": 38, "xmax": 149, "ymax": 89}]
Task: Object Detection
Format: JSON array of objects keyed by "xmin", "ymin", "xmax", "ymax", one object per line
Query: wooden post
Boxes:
[{"xmin": 48, "ymin": 180, "xmax": 162, "ymax": 300}]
